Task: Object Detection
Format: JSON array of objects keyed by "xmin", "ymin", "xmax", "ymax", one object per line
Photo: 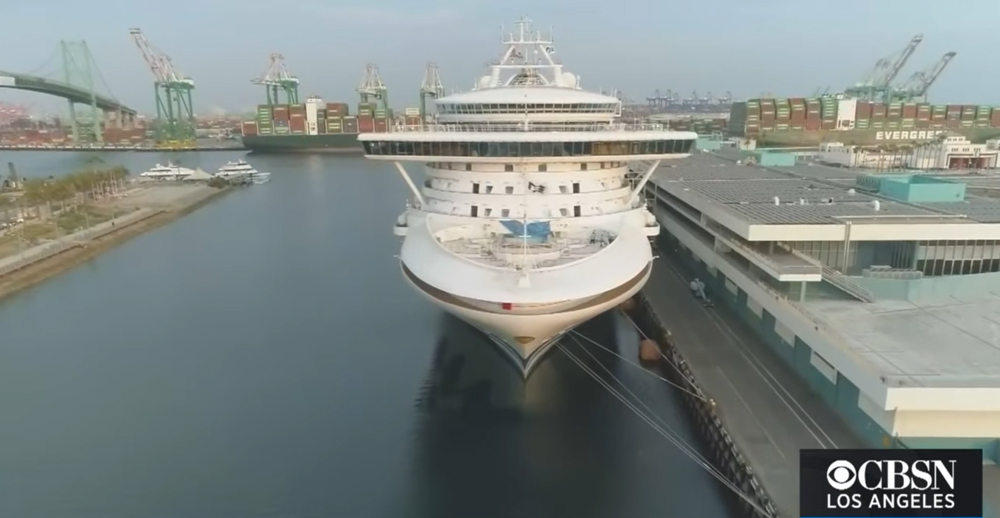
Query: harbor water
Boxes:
[{"xmin": 0, "ymin": 151, "xmax": 734, "ymax": 518}]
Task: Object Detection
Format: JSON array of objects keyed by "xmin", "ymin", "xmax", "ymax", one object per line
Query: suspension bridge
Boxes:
[{"xmin": 0, "ymin": 41, "xmax": 137, "ymax": 144}]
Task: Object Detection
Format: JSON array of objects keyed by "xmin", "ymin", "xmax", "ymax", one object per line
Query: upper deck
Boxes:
[{"xmin": 359, "ymin": 123, "xmax": 697, "ymax": 161}]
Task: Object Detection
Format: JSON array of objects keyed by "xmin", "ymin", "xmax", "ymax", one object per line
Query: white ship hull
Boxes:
[
  {"xmin": 404, "ymin": 263, "xmax": 650, "ymax": 375},
  {"xmin": 399, "ymin": 210, "xmax": 655, "ymax": 376}
]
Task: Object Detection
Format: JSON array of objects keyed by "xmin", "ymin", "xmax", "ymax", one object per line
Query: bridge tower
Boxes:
[{"xmin": 59, "ymin": 41, "xmax": 105, "ymax": 143}]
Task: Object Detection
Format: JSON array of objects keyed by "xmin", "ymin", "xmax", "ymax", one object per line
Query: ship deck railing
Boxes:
[
  {"xmin": 392, "ymin": 122, "xmax": 675, "ymax": 133},
  {"xmin": 438, "ymin": 235, "xmax": 611, "ymax": 269}
]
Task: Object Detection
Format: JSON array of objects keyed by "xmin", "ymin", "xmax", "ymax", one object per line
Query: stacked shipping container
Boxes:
[
  {"xmin": 732, "ymin": 98, "xmax": 1000, "ymax": 139},
  {"xmin": 245, "ymin": 101, "xmax": 396, "ymax": 137}
]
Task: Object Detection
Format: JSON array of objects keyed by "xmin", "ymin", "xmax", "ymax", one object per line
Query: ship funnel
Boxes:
[
  {"xmin": 872, "ymin": 200, "xmax": 881, "ymax": 212},
  {"xmin": 774, "ymin": 196, "xmax": 780, "ymax": 205}
]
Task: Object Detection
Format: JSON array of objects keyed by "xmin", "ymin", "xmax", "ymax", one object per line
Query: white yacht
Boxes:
[
  {"xmin": 139, "ymin": 162, "xmax": 196, "ymax": 180},
  {"xmin": 358, "ymin": 17, "xmax": 696, "ymax": 376},
  {"xmin": 217, "ymin": 159, "xmax": 270, "ymax": 184},
  {"xmin": 216, "ymin": 159, "xmax": 256, "ymax": 177}
]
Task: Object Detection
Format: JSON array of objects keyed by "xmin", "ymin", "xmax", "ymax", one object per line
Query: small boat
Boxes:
[
  {"xmin": 139, "ymin": 162, "xmax": 196, "ymax": 180},
  {"xmin": 216, "ymin": 159, "xmax": 256, "ymax": 177},
  {"xmin": 216, "ymin": 160, "xmax": 271, "ymax": 184}
]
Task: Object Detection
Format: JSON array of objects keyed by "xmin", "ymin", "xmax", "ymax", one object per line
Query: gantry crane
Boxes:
[
  {"xmin": 128, "ymin": 28, "xmax": 196, "ymax": 147},
  {"xmin": 252, "ymin": 53, "xmax": 300, "ymax": 105},
  {"xmin": 895, "ymin": 52, "xmax": 956, "ymax": 101},
  {"xmin": 357, "ymin": 64, "xmax": 389, "ymax": 111},
  {"xmin": 419, "ymin": 62, "xmax": 444, "ymax": 125},
  {"xmin": 845, "ymin": 34, "xmax": 923, "ymax": 103}
]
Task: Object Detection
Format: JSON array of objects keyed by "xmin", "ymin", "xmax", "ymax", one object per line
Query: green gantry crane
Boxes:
[
  {"xmin": 844, "ymin": 34, "xmax": 923, "ymax": 103},
  {"xmin": 357, "ymin": 63, "xmax": 389, "ymax": 112},
  {"xmin": 419, "ymin": 62, "xmax": 444, "ymax": 126},
  {"xmin": 129, "ymin": 27, "xmax": 196, "ymax": 148},
  {"xmin": 253, "ymin": 53, "xmax": 299, "ymax": 105}
]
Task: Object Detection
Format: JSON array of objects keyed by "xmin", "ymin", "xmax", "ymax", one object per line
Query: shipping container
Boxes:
[
  {"xmin": 343, "ymin": 118, "xmax": 359, "ymax": 134},
  {"xmin": 871, "ymin": 120, "xmax": 884, "ymax": 130},
  {"xmin": 317, "ymin": 123, "xmax": 327, "ymax": 135},
  {"xmin": 976, "ymin": 106, "xmax": 992, "ymax": 119},
  {"xmin": 821, "ymin": 121, "xmax": 836, "ymax": 130},
  {"xmin": 326, "ymin": 103, "xmax": 349, "ymax": 116},
  {"xmin": 289, "ymin": 103, "xmax": 306, "ymax": 112},
  {"xmin": 901, "ymin": 119, "xmax": 915, "ymax": 129},
  {"xmin": 946, "ymin": 119, "xmax": 961, "ymax": 129},
  {"xmin": 855, "ymin": 119, "xmax": 870, "ymax": 130},
  {"xmin": 991, "ymin": 110, "xmax": 1000, "ymax": 127},
  {"xmin": 242, "ymin": 122, "xmax": 258, "ymax": 136},
  {"xmin": 358, "ymin": 116, "xmax": 375, "ymax": 133},
  {"xmin": 886, "ymin": 121, "xmax": 900, "ymax": 130},
  {"xmin": 855, "ymin": 102, "xmax": 873, "ymax": 120},
  {"xmin": 374, "ymin": 118, "xmax": 389, "ymax": 133},
  {"xmin": 821, "ymin": 101, "xmax": 837, "ymax": 120},
  {"xmin": 871, "ymin": 104, "xmax": 886, "ymax": 118},
  {"xmin": 960, "ymin": 105, "xmax": 977, "ymax": 120},
  {"xmin": 405, "ymin": 116, "xmax": 421, "ymax": 126},
  {"xmin": 915, "ymin": 119, "xmax": 930, "ymax": 129},
  {"xmin": 275, "ymin": 126, "xmax": 289, "ymax": 135},
  {"xmin": 902, "ymin": 103, "xmax": 918, "ymax": 119}
]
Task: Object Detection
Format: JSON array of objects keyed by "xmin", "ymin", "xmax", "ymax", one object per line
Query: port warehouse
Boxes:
[
  {"xmin": 728, "ymin": 98, "xmax": 1000, "ymax": 139},
  {"xmin": 647, "ymin": 151, "xmax": 1000, "ymax": 461}
]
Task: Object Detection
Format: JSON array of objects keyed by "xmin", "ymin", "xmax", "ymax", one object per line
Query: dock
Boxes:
[
  {"xmin": 643, "ymin": 151, "xmax": 1000, "ymax": 518},
  {"xmin": 644, "ymin": 251, "xmax": 864, "ymax": 517}
]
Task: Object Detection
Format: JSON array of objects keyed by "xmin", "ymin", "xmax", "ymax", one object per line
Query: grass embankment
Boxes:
[
  {"xmin": 0, "ymin": 204, "xmax": 130, "ymax": 258},
  {"xmin": 0, "ymin": 185, "xmax": 231, "ymax": 302}
]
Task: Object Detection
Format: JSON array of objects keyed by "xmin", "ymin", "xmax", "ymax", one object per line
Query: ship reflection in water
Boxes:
[{"xmin": 405, "ymin": 312, "xmax": 734, "ymax": 518}]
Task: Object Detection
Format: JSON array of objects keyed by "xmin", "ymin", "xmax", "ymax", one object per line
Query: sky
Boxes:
[{"xmin": 0, "ymin": 0, "xmax": 996, "ymax": 116}]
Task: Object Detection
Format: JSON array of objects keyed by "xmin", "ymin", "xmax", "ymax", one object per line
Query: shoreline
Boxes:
[{"xmin": 0, "ymin": 185, "xmax": 233, "ymax": 303}]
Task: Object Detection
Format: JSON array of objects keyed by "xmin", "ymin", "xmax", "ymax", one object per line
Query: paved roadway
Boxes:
[{"xmin": 643, "ymin": 250, "xmax": 866, "ymax": 518}]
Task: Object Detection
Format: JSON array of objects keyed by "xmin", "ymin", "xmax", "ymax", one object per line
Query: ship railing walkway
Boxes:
[
  {"xmin": 392, "ymin": 122, "xmax": 673, "ymax": 133},
  {"xmin": 642, "ymin": 249, "xmax": 868, "ymax": 518}
]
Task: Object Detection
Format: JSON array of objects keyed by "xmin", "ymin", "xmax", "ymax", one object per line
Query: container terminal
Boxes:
[{"xmin": 640, "ymin": 148, "xmax": 999, "ymax": 515}]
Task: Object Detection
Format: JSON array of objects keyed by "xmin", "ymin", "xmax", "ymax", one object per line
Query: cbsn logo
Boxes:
[
  {"xmin": 800, "ymin": 449, "xmax": 982, "ymax": 518},
  {"xmin": 825, "ymin": 459, "xmax": 956, "ymax": 510}
]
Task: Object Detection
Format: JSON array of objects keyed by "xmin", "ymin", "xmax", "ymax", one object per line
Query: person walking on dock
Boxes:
[{"xmin": 690, "ymin": 278, "xmax": 710, "ymax": 304}]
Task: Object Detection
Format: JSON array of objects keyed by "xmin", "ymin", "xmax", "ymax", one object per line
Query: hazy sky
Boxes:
[{"xmin": 1, "ymin": 0, "xmax": 996, "ymax": 115}]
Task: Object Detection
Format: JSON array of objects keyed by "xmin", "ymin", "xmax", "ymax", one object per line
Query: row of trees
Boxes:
[
  {"xmin": 19, "ymin": 166, "xmax": 131, "ymax": 207},
  {"xmin": 0, "ymin": 165, "xmax": 131, "ymax": 224}
]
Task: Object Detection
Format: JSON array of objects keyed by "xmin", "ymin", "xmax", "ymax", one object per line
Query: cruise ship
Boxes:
[{"xmin": 358, "ymin": 17, "xmax": 697, "ymax": 375}]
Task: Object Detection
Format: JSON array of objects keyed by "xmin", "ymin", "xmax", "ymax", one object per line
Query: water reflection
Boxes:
[
  {"xmin": 404, "ymin": 313, "xmax": 626, "ymax": 518},
  {"xmin": 403, "ymin": 311, "xmax": 735, "ymax": 518}
]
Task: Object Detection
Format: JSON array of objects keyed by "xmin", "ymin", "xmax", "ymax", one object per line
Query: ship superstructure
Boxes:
[{"xmin": 358, "ymin": 17, "xmax": 697, "ymax": 375}]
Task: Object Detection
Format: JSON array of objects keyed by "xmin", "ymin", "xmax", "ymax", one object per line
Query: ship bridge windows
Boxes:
[
  {"xmin": 437, "ymin": 103, "xmax": 619, "ymax": 115},
  {"xmin": 363, "ymin": 139, "xmax": 694, "ymax": 157}
]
